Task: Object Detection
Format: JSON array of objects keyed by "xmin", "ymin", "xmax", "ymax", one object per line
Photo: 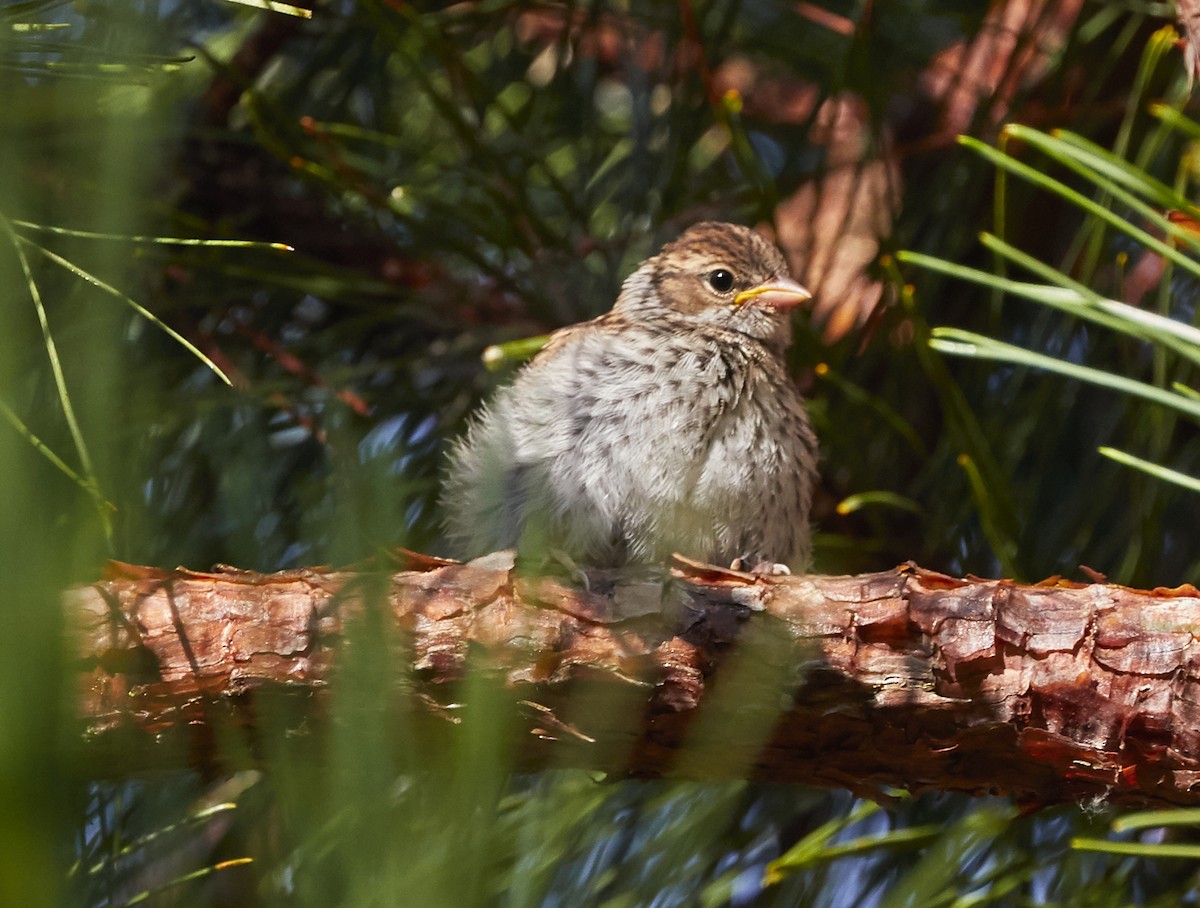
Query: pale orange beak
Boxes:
[{"xmin": 733, "ymin": 277, "xmax": 812, "ymax": 309}]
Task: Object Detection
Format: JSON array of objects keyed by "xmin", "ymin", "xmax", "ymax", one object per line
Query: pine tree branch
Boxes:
[{"xmin": 72, "ymin": 554, "xmax": 1200, "ymax": 806}]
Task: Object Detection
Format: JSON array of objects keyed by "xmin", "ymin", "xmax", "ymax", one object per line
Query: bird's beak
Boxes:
[{"xmin": 733, "ymin": 277, "xmax": 812, "ymax": 309}]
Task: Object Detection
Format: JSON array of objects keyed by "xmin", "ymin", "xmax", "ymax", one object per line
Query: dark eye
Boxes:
[{"xmin": 708, "ymin": 269, "xmax": 735, "ymax": 293}]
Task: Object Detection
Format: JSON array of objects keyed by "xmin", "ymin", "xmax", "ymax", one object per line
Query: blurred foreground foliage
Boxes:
[{"xmin": 4, "ymin": 1, "xmax": 1200, "ymax": 906}]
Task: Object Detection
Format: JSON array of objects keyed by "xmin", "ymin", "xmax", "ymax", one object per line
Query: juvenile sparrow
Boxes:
[{"xmin": 442, "ymin": 221, "xmax": 818, "ymax": 571}]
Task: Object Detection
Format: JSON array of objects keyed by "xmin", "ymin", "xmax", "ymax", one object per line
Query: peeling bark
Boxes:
[{"xmin": 72, "ymin": 554, "xmax": 1200, "ymax": 806}]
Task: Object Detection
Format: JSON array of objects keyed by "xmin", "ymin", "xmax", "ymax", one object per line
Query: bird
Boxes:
[{"xmin": 441, "ymin": 221, "xmax": 818, "ymax": 572}]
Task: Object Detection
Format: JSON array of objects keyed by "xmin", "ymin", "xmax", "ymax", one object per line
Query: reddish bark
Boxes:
[{"xmin": 72, "ymin": 554, "xmax": 1200, "ymax": 806}]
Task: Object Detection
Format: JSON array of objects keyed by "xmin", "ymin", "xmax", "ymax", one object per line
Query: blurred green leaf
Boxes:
[
  {"xmin": 1099, "ymin": 446, "xmax": 1200, "ymax": 494},
  {"xmin": 930, "ymin": 327, "xmax": 1200, "ymax": 423}
]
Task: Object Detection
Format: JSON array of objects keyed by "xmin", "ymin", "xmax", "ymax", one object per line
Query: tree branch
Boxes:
[{"xmin": 72, "ymin": 554, "xmax": 1200, "ymax": 806}]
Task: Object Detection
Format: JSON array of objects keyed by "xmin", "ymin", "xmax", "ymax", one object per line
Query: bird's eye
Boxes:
[{"xmin": 708, "ymin": 269, "xmax": 735, "ymax": 293}]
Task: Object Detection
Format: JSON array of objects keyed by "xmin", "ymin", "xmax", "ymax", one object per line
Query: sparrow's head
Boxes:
[{"xmin": 616, "ymin": 221, "xmax": 811, "ymax": 346}]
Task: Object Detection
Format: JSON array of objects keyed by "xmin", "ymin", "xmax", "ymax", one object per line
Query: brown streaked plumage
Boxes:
[{"xmin": 442, "ymin": 221, "xmax": 819, "ymax": 570}]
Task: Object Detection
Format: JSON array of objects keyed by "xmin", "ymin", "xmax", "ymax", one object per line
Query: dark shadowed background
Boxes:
[{"xmin": 3, "ymin": 1, "xmax": 1200, "ymax": 905}]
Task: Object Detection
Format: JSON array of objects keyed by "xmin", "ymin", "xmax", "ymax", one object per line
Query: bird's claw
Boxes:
[
  {"xmin": 544, "ymin": 548, "xmax": 591, "ymax": 592},
  {"xmin": 729, "ymin": 557, "xmax": 791, "ymax": 576}
]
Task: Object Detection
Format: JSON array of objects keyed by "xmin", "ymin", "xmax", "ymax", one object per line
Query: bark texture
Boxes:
[{"xmin": 73, "ymin": 554, "xmax": 1200, "ymax": 806}]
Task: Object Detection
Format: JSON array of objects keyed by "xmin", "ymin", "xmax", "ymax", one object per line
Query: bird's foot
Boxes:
[
  {"xmin": 729, "ymin": 557, "xmax": 791, "ymax": 576},
  {"xmin": 536, "ymin": 548, "xmax": 591, "ymax": 592}
]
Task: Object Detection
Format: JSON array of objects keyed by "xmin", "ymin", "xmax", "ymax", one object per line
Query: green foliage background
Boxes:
[{"xmin": 3, "ymin": 1, "xmax": 1200, "ymax": 905}]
